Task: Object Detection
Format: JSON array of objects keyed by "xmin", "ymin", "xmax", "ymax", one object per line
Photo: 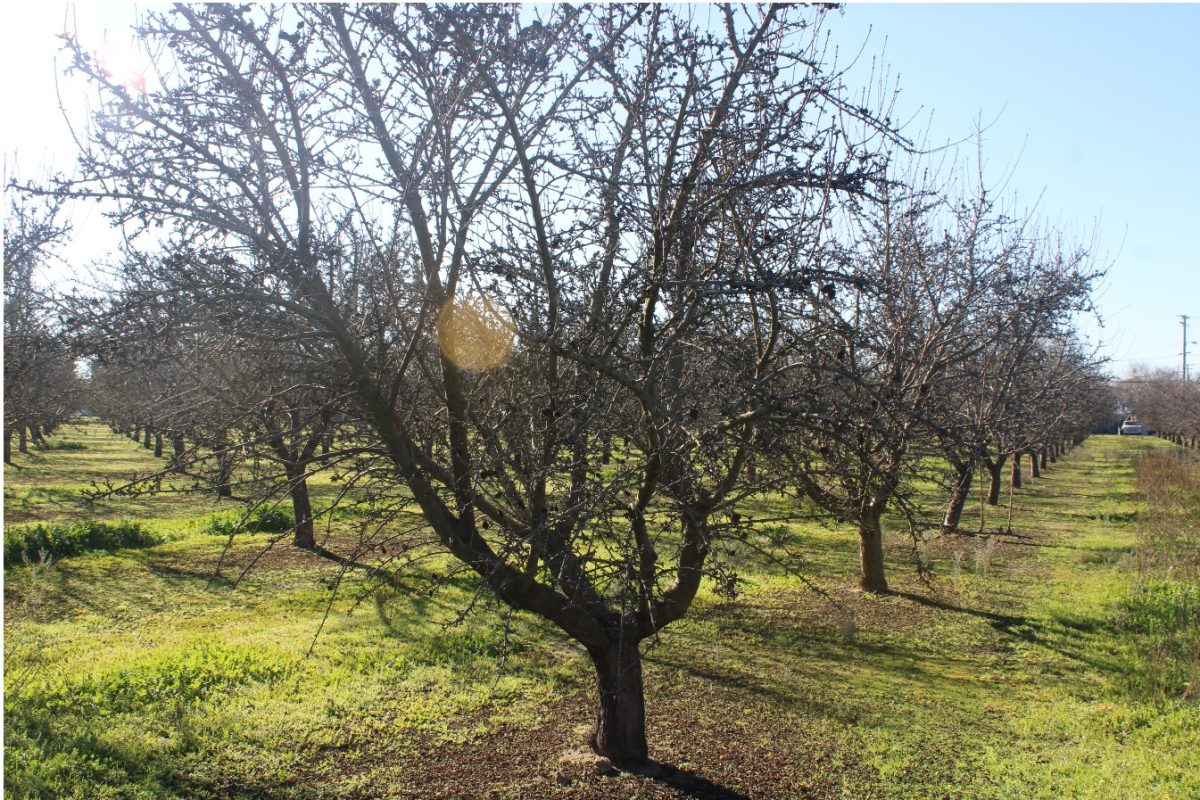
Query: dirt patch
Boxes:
[{"xmin": 287, "ymin": 670, "xmax": 873, "ymax": 800}]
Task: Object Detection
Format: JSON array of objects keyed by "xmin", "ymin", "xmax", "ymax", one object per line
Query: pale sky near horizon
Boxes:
[{"xmin": 3, "ymin": 2, "xmax": 1197, "ymax": 379}]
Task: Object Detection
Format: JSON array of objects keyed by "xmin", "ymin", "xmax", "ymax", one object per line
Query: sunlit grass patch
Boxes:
[{"xmin": 4, "ymin": 428, "xmax": 1199, "ymax": 799}]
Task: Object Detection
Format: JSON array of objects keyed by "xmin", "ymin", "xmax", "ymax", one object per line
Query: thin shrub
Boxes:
[{"xmin": 4, "ymin": 521, "xmax": 162, "ymax": 566}]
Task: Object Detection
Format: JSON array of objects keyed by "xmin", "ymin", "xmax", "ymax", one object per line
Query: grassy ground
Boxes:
[{"xmin": 4, "ymin": 423, "xmax": 1198, "ymax": 799}]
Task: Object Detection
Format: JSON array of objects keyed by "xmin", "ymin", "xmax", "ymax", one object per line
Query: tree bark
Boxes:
[
  {"xmin": 154, "ymin": 433, "xmax": 164, "ymax": 458},
  {"xmin": 4, "ymin": 429, "xmax": 12, "ymax": 464},
  {"xmin": 289, "ymin": 472, "xmax": 316, "ymax": 550},
  {"xmin": 171, "ymin": 433, "xmax": 186, "ymax": 472},
  {"xmin": 588, "ymin": 641, "xmax": 648, "ymax": 764},
  {"xmin": 216, "ymin": 451, "xmax": 234, "ymax": 498},
  {"xmin": 985, "ymin": 455, "xmax": 1006, "ymax": 506},
  {"xmin": 131, "ymin": 425, "xmax": 140, "ymax": 441},
  {"xmin": 19, "ymin": 426, "xmax": 28, "ymax": 454},
  {"xmin": 143, "ymin": 426, "xmax": 154, "ymax": 449},
  {"xmin": 1039, "ymin": 448, "xmax": 1048, "ymax": 470},
  {"xmin": 1028, "ymin": 449, "xmax": 1040, "ymax": 479},
  {"xmin": 858, "ymin": 507, "xmax": 889, "ymax": 593},
  {"xmin": 943, "ymin": 463, "xmax": 973, "ymax": 532},
  {"xmin": 1010, "ymin": 453, "xmax": 1023, "ymax": 489},
  {"xmin": 31, "ymin": 427, "xmax": 47, "ymax": 448}
]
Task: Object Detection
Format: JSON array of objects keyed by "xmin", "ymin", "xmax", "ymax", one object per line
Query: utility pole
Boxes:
[{"xmin": 1182, "ymin": 315, "xmax": 1191, "ymax": 382}]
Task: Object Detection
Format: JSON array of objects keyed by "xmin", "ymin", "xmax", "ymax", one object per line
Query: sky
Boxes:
[{"xmin": 3, "ymin": 2, "xmax": 1198, "ymax": 379}]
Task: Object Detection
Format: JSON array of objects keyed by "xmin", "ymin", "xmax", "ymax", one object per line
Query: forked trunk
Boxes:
[
  {"xmin": 858, "ymin": 508, "xmax": 889, "ymax": 593},
  {"xmin": 986, "ymin": 455, "xmax": 1006, "ymax": 506},
  {"xmin": 1028, "ymin": 449, "xmax": 1040, "ymax": 479},
  {"xmin": 290, "ymin": 473, "xmax": 316, "ymax": 550},
  {"xmin": 588, "ymin": 641, "xmax": 648, "ymax": 764},
  {"xmin": 30, "ymin": 427, "xmax": 46, "ymax": 448},
  {"xmin": 943, "ymin": 464, "xmax": 973, "ymax": 532},
  {"xmin": 1010, "ymin": 454, "xmax": 1022, "ymax": 489}
]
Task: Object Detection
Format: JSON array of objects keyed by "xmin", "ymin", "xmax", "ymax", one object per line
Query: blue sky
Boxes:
[
  {"xmin": 4, "ymin": 3, "xmax": 1197, "ymax": 378},
  {"xmin": 826, "ymin": 4, "xmax": 1200, "ymax": 377}
]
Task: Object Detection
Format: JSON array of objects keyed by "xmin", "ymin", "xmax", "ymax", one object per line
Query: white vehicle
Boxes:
[{"xmin": 1120, "ymin": 419, "xmax": 1148, "ymax": 435}]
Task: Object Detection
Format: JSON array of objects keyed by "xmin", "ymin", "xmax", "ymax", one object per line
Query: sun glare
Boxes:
[{"xmin": 436, "ymin": 292, "xmax": 514, "ymax": 372}]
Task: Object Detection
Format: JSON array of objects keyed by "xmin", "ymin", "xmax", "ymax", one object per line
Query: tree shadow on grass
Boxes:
[
  {"xmin": 894, "ymin": 589, "xmax": 1130, "ymax": 682},
  {"xmin": 891, "ymin": 590, "xmax": 1026, "ymax": 628},
  {"xmin": 626, "ymin": 761, "xmax": 753, "ymax": 800},
  {"xmin": 137, "ymin": 556, "xmax": 236, "ymax": 588}
]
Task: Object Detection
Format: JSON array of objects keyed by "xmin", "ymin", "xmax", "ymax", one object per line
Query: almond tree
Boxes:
[
  {"xmin": 780, "ymin": 182, "xmax": 1018, "ymax": 592},
  {"xmin": 56, "ymin": 4, "xmax": 894, "ymax": 762},
  {"xmin": 3, "ymin": 184, "xmax": 80, "ymax": 461}
]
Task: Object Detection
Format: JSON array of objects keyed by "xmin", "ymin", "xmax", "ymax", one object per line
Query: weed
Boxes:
[
  {"xmin": 206, "ymin": 506, "xmax": 295, "ymax": 536},
  {"xmin": 839, "ymin": 606, "xmax": 858, "ymax": 645},
  {"xmin": 1116, "ymin": 449, "xmax": 1200, "ymax": 701},
  {"xmin": 17, "ymin": 643, "xmax": 293, "ymax": 716},
  {"xmin": 4, "ymin": 520, "xmax": 161, "ymax": 565},
  {"xmin": 974, "ymin": 535, "xmax": 998, "ymax": 577},
  {"xmin": 18, "ymin": 549, "xmax": 55, "ymax": 604},
  {"xmin": 42, "ymin": 441, "xmax": 87, "ymax": 451}
]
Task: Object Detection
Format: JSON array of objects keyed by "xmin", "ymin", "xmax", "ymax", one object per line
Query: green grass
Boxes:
[{"xmin": 4, "ymin": 423, "xmax": 1199, "ymax": 799}]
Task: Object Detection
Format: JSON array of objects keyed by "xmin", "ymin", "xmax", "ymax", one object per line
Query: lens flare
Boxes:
[{"xmin": 436, "ymin": 292, "xmax": 513, "ymax": 372}]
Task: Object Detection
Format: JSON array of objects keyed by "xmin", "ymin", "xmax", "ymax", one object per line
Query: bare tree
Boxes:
[
  {"xmin": 1127, "ymin": 368, "xmax": 1200, "ymax": 448},
  {"xmin": 3, "ymin": 182, "xmax": 79, "ymax": 461},
  {"xmin": 779, "ymin": 179, "xmax": 1022, "ymax": 592},
  {"xmin": 56, "ymin": 4, "xmax": 895, "ymax": 762}
]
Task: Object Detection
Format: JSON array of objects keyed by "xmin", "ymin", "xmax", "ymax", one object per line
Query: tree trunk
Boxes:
[
  {"xmin": 216, "ymin": 452, "xmax": 234, "ymax": 498},
  {"xmin": 986, "ymin": 455, "xmax": 1006, "ymax": 506},
  {"xmin": 4, "ymin": 429, "xmax": 12, "ymax": 464},
  {"xmin": 1028, "ymin": 449, "xmax": 1040, "ymax": 479},
  {"xmin": 19, "ymin": 426, "xmax": 29, "ymax": 454},
  {"xmin": 131, "ymin": 425, "xmax": 140, "ymax": 441},
  {"xmin": 1049, "ymin": 444, "xmax": 1057, "ymax": 463},
  {"xmin": 154, "ymin": 433, "xmax": 164, "ymax": 458},
  {"xmin": 1039, "ymin": 448, "xmax": 1048, "ymax": 470},
  {"xmin": 290, "ymin": 473, "xmax": 316, "ymax": 550},
  {"xmin": 858, "ymin": 508, "xmax": 889, "ymax": 593},
  {"xmin": 1010, "ymin": 453, "xmax": 1023, "ymax": 489},
  {"xmin": 588, "ymin": 641, "xmax": 648, "ymax": 764},
  {"xmin": 943, "ymin": 463, "xmax": 973, "ymax": 532},
  {"xmin": 143, "ymin": 426, "xmax": 153, "ymax": 449}
]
